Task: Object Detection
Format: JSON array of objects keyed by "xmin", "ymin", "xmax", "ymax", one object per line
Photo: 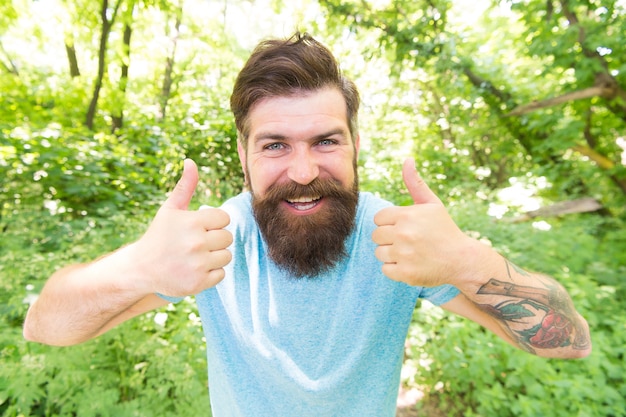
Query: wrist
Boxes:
[
  {"xmin": 449, "ymin": 237, "xmax": 504, "ymax": 293},
  {"xmin": 85, "ymin": 243, "xmax": 154, "ymax": 298}
]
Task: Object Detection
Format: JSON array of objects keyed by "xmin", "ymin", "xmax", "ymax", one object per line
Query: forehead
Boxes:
[{"xmin": 247, "ymin": 88, "xmax": 350, "ymax": 142}]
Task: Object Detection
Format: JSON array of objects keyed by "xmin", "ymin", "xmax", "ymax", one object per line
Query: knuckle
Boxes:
[
  {"xmin": 371, "ymin": 229, "xmax": 381, "ymax": 244},
  {"xmin": 186, "ymin": 237, "xmax": 206, "ymax": 254},
  {"xmin": 212, "ymin": 208, "xmax": 231, "ymax": 227},
  {"xmin": 220, "ymin": 249, "xmax": 233, "ymax": 265},
  {"xmin": 381, "ymin": 264, "xmax": 399, "ymax": 281},
  {"xmin": 211, "ymin": 249, "xmax": 232, "ymax": 267},
  {"xmin": 207, "ymin": 229, "xmax": 233, "ymax": 247},
  {"xmin": 373, "ymin": 207, "xmax": 393, "ymax": 225},
  {"xmin": 396, "ymin": 244, "xmax": 415, "ymax": 259},
  {"xmin": 205, "ymin": 268, "xmax": 226, "ymax": 287},
  {"xmin": 396, "ymin": 228, "xmax": 418, "ymax": 245},
  {"xmin": 221, "ymin": 230, "xmax": 234, "ymax": 246},
  {"xmin": 374, "ymin": 246, "xmax": 385, "ymax": 261}
]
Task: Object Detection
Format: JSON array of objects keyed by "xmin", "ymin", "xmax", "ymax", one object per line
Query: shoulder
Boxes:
[
  {"xmin": 356, "ymin": 192, "xmax": 393, "ymax": 219},
  {"xmin": 220, "ymin": 192, "xmax": 252, "ymax": 222},
  {"xmin": 354, "ymin": 192, "xmax": 392, "ymax": 234},
  {"xmin": 221, "ymin": 192, "xmax": 251, "ymax": 211},
  {"xmin": 218, "ymin": 192, "xmax": 257, "ymax": 238},
  {"xmin": 346, "ymin": 192, "xmax": 391, "ymax": 254}
]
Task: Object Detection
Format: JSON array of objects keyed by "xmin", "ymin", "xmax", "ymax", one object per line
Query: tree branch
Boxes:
[
  {"xmin": 0, "ymin": 40, "xmax": 19, "ymax": 75},
  {"xmin": 572, "ymin": 144, "xmax": 615, "ymax": 170},
  {"xmin": 572, "ymin": 144, "xmax": 626, "ymax": 196},
  {"xmin": 504, "ymin": 197, "xmax": 603, "ymax": 223},
  {"xmin": 504, "ymin": 85, "xmax": 616, "ymax": 117}
]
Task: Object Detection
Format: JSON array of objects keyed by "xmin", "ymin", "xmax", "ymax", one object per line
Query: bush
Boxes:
[
  {"xmin": 403, "ymin": 203, "xmax": 626, "ymax": 417},
  {"xmin": 0, "ymin": 209, "xmax": 212, "ymax": 417}
]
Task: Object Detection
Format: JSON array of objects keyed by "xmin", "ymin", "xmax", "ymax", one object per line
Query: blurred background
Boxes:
[{"xmin": 1, "ymin": 0, "xmax": 625, "ymax": 416}]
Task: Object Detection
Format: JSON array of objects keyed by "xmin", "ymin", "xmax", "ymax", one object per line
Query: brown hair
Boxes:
[{"xmin": 230, "ymin": 32, "xmax": 360, "ymax": 149}]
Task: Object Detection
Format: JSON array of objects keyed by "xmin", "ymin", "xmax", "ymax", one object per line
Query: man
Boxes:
[{"xmin": 23, "ymin": 33, "xmax": 591, "ymax": 416}]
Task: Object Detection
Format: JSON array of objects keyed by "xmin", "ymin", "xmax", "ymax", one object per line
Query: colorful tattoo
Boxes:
[{"xmin": 476, "ymin": 262, "xmax": 590, "ymax": 353}]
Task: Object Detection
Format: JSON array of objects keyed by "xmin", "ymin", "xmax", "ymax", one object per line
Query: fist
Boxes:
[{"xmin": 132, "ymin": 159, "xmax": 233, "ymax": 296}]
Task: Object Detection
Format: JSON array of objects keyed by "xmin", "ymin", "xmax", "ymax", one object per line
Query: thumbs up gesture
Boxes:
[
  {"xmin": 131, "ymin": 159, "xmax": 233, "ymax": 297},
  {"xmin": 372, "ymin": 159, "xmax": 473, "ymax": 287}
]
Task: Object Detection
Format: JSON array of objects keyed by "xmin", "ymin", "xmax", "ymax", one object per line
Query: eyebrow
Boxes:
[{"xmin": 253, "ymin": 128, "xmax": 348, "ymax": 143}]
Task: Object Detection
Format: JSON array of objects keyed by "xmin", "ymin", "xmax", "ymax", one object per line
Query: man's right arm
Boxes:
[
  {"xmin": 23, "ymin": 159, "xmax": 233, "ymax": 346},
  {"xmin": 23, "ymin": 246, "xmax": 170, "ymax": 346}
]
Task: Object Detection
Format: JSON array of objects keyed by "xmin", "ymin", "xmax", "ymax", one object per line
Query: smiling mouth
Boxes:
[{"xmin": 286, "ymin": 196, "xmax": 322, "ymax": 211}]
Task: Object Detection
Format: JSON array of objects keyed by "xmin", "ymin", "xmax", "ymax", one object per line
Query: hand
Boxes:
[
  {"xmin": 130, "ymin": 159, "xmax": 233, "ymax": 297},
  {"xmin": 372, "ymin": 158, "xmax": 473, "ymax": 287}
]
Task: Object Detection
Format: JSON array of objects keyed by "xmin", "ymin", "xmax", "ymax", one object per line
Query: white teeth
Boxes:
[
  {"xmin": 286, "ymin": 196, "xmax": 321, "ymax": 211},
  {"xmin": 294, "ymin": 202, "xmax": 316, "ymax": 211},
  {"xmin": 287, "ymin": 196, "xmax": 320, "ymax": 203}
]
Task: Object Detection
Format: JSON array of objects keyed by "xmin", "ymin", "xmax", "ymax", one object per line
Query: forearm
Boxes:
[
  {"xmin": 23, "ymin": 244, "xmax": 151, "ymax": 346},
  {"xmin": 453, "ymin": 241, "xmax": 592, "ymax": 358},
  {"xmin": 372, "ymin": 165, "xmax": 591, "ymax": 358}
]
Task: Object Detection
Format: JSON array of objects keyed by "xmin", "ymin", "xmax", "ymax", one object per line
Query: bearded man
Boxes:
[{"xmin": 23, "ymin": 33, "xmax": 591, "ymax": 417}]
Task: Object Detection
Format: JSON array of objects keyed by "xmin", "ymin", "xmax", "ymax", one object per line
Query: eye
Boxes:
[
  {"xmin": 264, "ymin": 142, "xmax": 285, "ymax": 151},
  {"xmin": 317, "ymin": 138, "xmax": 338, "ymax": 146}
]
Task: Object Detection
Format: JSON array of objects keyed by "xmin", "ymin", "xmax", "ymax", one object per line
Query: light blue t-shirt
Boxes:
[{"xmin": 163, "ymin": 192, "xmax": 459, "ymax": 417}]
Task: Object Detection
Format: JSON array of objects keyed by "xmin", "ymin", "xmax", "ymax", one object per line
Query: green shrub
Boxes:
[
  {"xmin": 0, "ymin": 209, "xmax": 212, "ymax": 417},
  {"xmin": 404, "ymin": 205, "xmax": 626, "ymax": 417}
]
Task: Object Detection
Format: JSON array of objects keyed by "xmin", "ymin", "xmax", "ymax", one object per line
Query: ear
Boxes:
[
  {"xmin": 353, "ymin": 134, "xmax": 361, "ymax": 160},
  {"xmin": 237, "ymin": 140, "xmax": 246, "ymax": 169},
  {"xmin": 237, "ymin": 140, "xmax": 249, "ymax": 187}
]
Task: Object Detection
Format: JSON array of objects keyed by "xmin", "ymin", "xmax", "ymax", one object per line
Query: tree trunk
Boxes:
[
  {"xmin": 85, "ymin": 0, "xmax": 121, "ymax": 130},
  {"xmin": 111, "ymin": 19, "xmax": 133, "ymax": 133},
  {"xmin": 157, "ymin": 3, "xmax": 183, "ymax": 123},
  {"xmin": 64, "ymin": 36, "xmax": 80, "ymax": 77}
]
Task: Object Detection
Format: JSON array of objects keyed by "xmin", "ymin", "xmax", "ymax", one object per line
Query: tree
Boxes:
[
  {"xmin": 111, "ymin": 0, "xmax": 137, "ymax": 132},
  {"xmin": 157, "ymin": 0, "xmax": 183, "ymax": 123},
  {"xmin": 85, "ymin": 0, "xmax": 123, "ymax": 129},
  {"xmin": 505, "ymin": 0, "xmax": 626, "ymax": 195},
  {"xmin": 0, "ymin": 0, "xmax": 20, "ymax": 75},
  {"xmin": 320, "ymin": 0, "xmax": 626, "ymax": 208}
]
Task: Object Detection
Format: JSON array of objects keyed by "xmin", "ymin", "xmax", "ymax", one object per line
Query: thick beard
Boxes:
[{"xmin": 251, "ymin": 176, "xmax": 359, "ymax": 279}]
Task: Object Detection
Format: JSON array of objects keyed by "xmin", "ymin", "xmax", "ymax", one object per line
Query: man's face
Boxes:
[{"xmin": 238, "ymin": 87, "xmax": 361, "ymax": 278}]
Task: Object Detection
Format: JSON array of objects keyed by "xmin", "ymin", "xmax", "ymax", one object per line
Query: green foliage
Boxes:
[
  {"xmin": 403, "ymin": 201, "xmax": 626, "ymax": 417},
  {"xmin": 322, "ymin": 0, "xmax": 626, "ymax": 208},
  {"xmin": 1, "ymin": 209, "xmax": 212, "ymax": 416}
]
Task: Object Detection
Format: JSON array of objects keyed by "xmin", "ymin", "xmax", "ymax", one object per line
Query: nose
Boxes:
[{"xmin": 287, "ymin": 147, "xmax": 319, "ymax": 185}]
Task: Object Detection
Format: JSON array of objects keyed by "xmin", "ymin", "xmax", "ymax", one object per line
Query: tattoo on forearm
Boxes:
[
  {"xmin": 505, "ymin": 260, "xmax": 530, "ymax": 280},
  {"xmin": 476, "ymin": 261, "xmax": 590, "ymax": 353}
]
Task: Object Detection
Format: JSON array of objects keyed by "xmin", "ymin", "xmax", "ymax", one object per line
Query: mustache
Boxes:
[{"xmin": 260, "ymin": 177, "xmax": 354, "ymax": 203}]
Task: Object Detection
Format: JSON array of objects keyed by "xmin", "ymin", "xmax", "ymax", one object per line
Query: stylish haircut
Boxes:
[{"xmin": 230, "ymin": 32, "xmax": 360, "ymax": 149}]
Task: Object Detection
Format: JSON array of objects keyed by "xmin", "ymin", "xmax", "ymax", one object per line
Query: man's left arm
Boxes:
[
  {"xmin": 372, "ymin": 159, "xmax": 591, "ymax": 359},
  {"xmin": 439, "ymin": 248, "xmax": 591, "ymax": 358}
]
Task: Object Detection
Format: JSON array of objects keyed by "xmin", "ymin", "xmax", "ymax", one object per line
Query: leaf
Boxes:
[{"xmin": 498, "ymin": 302, "xmax": 536, "ymax": 320}]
